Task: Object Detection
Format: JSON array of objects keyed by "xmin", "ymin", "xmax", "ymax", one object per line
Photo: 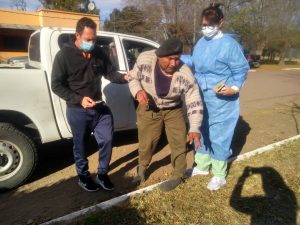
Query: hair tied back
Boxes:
[{"xmin": 210, "ymin": 2, "xmax": 222, "ymax": 9}]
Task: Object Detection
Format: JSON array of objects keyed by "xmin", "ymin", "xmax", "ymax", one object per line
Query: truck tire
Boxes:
[{"xmin": 0, "ymin": 123, "xmax": 37, "ymax": 190}]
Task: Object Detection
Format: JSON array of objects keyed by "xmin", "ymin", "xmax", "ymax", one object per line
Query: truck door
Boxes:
[
  {"xmin": 96, "ymin": 35, "xmax": 137, "ymax": 131},
  {"xmin": 49, "ymin": 30, "xmax": 137, "ymax": 138},
  {"xmin": 119, "ymin": 36, "xmax": 159, "ymax": 107}
]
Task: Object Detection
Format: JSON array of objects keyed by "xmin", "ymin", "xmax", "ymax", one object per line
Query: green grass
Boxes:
[{"xmin": 63, "ymin": 140, "xmax": 300, "ymax": 225}]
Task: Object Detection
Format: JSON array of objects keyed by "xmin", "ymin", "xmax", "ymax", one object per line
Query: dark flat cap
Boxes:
[{"xmin": 155, "ymin": 38, "xmax": 183, "ymax": 57}]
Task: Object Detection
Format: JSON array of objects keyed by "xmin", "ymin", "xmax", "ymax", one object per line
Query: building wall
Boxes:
[
  {"xmin": 38, "ymin": 9, "xmax": 100, "ymax": 29},
  {"xmin": 0, "ymin": 9, "xmax": 100, "ymax": 61},
  {"xmin": 0, "ymin": 9, "xmax": 39, "ymax": 27}
]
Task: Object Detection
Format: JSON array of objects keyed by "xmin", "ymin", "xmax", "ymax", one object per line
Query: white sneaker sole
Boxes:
[
  {"xmin": 186, "ymin": 168, "xmax": 209, "ymax": 176},
  {"xmin": 95, "ymin": 176, "xmax": 114, "ymax": 191},
  {"xmin": 78, "ymin": 180, "xmax": 99, "ymax": 192},
  {"xmin": 207, "ymin": 181, "xmax": 226, "ymax": 191}
]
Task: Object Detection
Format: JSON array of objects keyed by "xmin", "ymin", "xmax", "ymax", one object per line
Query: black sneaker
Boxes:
[
  {"xmin": 78, "ymin": 175, "xmax": 99, "ymax": 192},
  {"xmin": 96, "ymin": 174, "xmax": 114, "ymax": 191}
]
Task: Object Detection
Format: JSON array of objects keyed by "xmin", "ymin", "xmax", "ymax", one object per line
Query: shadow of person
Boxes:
[
  {"xmin": 87, "ymin": 202, "xmax": 148, "ymax": 225},
  {"xmin": 144, "ymin": 131, "xmax": 194, "ymax": 180},
  {"xmin": 231, "ymin": 116, "xmax": 251, "ymax": 157},
  {"xmin": 230, "ymin": 166, "xmax": 297, "ymax": 225},
  {"xmin": 290, "ymin": 102, "xmax": 299, "ymax": 134},
  {"xmin": 109, "ymin": 131, "xmax": 169, "ymax": 188},
  {"xmin": 0, "ymin": 174, "xmax": 147, "ymax": 225},
  {"xmin": 113, "ymin": 129, "xmax": 138, "ymax": 147},
  {"xmin": 27, "ymin": 128, "xmax": 138, "ymax": 186},
  {"xmin": 28, "ymin": 134, "xmax": 101, "ymax": 183}
]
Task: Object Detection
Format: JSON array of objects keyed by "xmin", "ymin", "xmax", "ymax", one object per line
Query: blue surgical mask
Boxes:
[
  {"xmin": 201, "ymin": 26, "xmax": 219, "ymax": 39},
  {"xmin": 80, "ymin": 41, "xmax": 95, "ymax": 52}
]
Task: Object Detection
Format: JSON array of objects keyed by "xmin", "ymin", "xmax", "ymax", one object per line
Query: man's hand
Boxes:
[
  {"xmin": 124, "ymin": 74, "xmax": 130, "ymax": 81},
  {"xmin": 81, "ymin": 96, "xmax": 95, "ymax": 108},
  {"xmin": 213, "ymin": 83, "xmax": 236, "ymax": 96},
  {"xmin": 189, "ymin": 132, "xmax": 201, "ymax": 149},
  {"xmin": 136, "ymin": 90, "xmax": 148, "ymax": 106},
  {"xmin": 124, "ymin": 70, "xmax": 132, "ymax": 81}
]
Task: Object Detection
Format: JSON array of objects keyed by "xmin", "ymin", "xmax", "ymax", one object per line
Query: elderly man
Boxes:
[{"xmin": 128, "ymin": 38, "xmax": 203, "ymax": 192}]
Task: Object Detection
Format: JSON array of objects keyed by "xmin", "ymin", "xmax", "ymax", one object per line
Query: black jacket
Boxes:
[{"xmin": 51, "ymin": 41, "xmax": 126, "ymax": 106}]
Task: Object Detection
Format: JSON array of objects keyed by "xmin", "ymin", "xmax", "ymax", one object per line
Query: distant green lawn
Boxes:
[{"xmin": 65, "ymin": 140, "xmax": 300, "ymax": 225}]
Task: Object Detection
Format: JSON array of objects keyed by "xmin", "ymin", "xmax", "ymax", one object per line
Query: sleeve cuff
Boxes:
[
  {"xmin": 231, "ymin": 85, "xmax": 239, "ymax": 93},
  {"xmin": 188, "ymin": 126, "xmax": 200, "ymax": 134},
  {"xmin": 129, "ymin": 83, "xmax": 143, "ymax": 98}
]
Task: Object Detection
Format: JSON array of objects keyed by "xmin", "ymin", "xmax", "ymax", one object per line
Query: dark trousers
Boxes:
[{"xmin": 66, "ymin": 104, "xmax": 113, "ymax": 177}]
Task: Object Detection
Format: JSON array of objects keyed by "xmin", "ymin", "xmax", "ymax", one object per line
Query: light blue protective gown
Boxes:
[{"xmin": 181, "ymin": 34, "xmax": 249, "ymax": 161}]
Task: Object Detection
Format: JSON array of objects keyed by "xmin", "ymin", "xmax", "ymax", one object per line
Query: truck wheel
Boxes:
[{"xmin": 0, "ymin": 123, "xmax": 37, "ymax": 190}]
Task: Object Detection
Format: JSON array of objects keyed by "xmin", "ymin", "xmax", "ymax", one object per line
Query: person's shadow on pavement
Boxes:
[
  {"xmin": 231, "ymin": 116, "xmax": 251, "ymax": 157},
  {"xmin": 230, "ymin": 166, "xmax": 297, "ymax": 225}
]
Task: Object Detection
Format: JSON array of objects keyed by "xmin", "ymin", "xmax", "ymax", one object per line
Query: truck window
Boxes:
[
  {"xmin": 122, "ymin": 39, "xmax": 156, "ymax": 70},
  {"xmin": 58, "ymin": 34, "xmax": 119, "ymax": 70},
  {"xmin": 29, "ymin": 32, "xmax": 40, "ymax": 62}
]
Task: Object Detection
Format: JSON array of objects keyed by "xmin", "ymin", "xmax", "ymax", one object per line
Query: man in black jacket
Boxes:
[{"xmin": 51, "ymin": 17, "xmax": 127, "ymax": 192}]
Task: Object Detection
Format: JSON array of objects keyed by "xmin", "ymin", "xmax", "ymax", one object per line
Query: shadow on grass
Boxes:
[
  {"xmin": 77, "ymin": 202, "xmax": 147, "ymax": 225},
  {"xmin": 230, "ymin": 166, "xmax": 297, "ymax": 225}
]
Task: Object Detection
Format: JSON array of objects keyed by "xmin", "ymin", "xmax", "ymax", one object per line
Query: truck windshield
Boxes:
[
  {"xmin": 122, "ymin": 39, "xmax": 156, "ymax": 70},
  {"xmin": 58, "ymin": 34, "xmax": 119, "ymax": 70}
]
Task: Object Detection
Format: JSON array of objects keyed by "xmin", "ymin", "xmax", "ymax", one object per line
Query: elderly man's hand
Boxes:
[
  {"xmin": 124, "ymin": 73, "xmax": 130, "ymax": 81},
  {"xmin": 136, "ymin": 90, "xmax": 148, "ymax": 106},
  {"xmin": 124, "ymin": 70, "xmax": 133, "ymax": 81},
  {"xmin": 189, "ymin": 132, "xmax": 201, "ymax": 149}
]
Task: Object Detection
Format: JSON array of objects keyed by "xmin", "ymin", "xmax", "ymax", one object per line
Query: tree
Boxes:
[
  {"xmin": 38, "ymin": 0, "xmax": 99, "ymax": 14},
  {"xmin": 104, "ymin": 6, "xmax": 163, "ymax": 40},
  {"xmin": 264, "ymin": 0, "xmax": 300, "ymax": 63},
  {"xmin": 227, "ymin": 0, "xmax": 300, "ymax": 63},
  {"xmin": 121, "ymin": 0, "xmax": 210, "ymax": 50},
  {"xmin": 119, "ymin": 0, "xmax": 300, "ymax": 62},
  {"xmin": 12, "ymin": 0, "xmax": 27, "ymax": 11}
]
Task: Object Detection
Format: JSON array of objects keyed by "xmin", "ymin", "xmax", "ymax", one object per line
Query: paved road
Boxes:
[
  {"xmin": 1, "ymin": 68, "xmax": 300, "ymax": 225},
  {"xmin": 241, "ymin": 69, "xmax": 300, "ymax": 113}
]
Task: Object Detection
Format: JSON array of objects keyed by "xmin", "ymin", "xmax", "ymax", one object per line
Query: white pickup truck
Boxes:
[{"xmin": 0, "ymin": 27, "xmax": 159, "ymax": 189}]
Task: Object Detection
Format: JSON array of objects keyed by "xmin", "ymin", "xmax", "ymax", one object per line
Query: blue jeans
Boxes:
[{"xmin": 66, "ymin": 104, "xmax": 113, "ymax": 177}]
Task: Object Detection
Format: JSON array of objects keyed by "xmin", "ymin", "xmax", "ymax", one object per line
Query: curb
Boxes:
[
  {"xmin": 228, "ymin": 134, "xmax": 300, "ymax": 163},
  {"xmin": 40, "ymin": 134, "xmax": 300, "ymax": 225},
  {"xmin": 40, "ymin": 182, "xmax": 163, "ymax": 225}
]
